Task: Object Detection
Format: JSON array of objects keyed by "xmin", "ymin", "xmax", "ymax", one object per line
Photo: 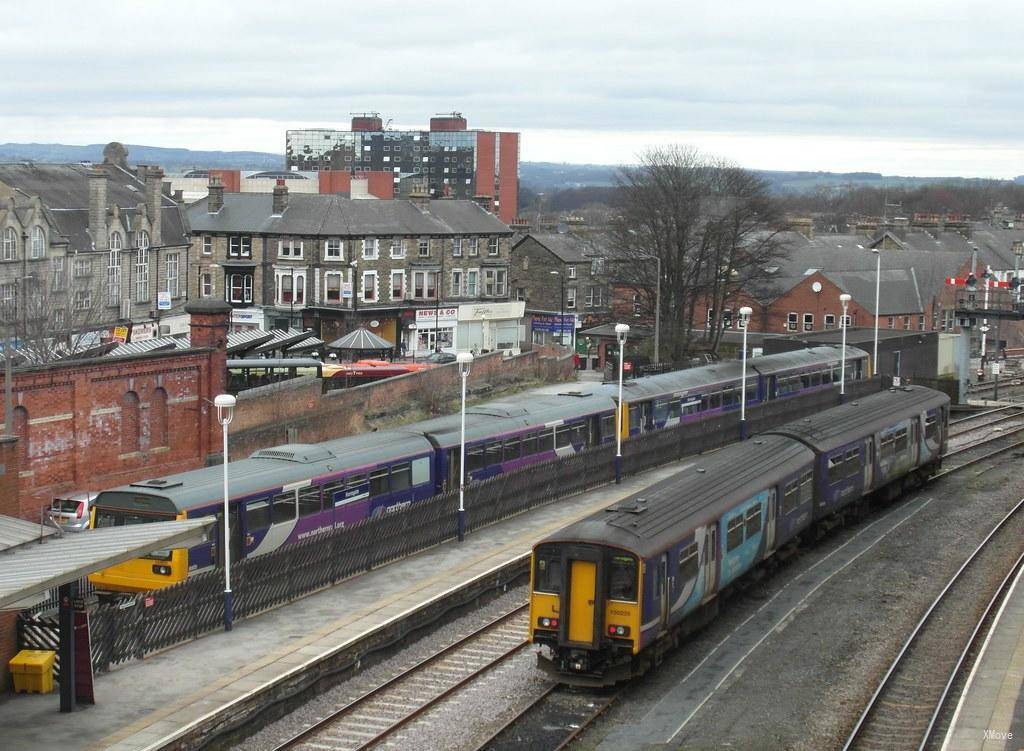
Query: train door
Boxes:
[
  {"xmin": 765, "ymin": 490, "xmax": 777, "ymax": 553},
  {"xmin": 703, "ymin": 526, "xmax": 718, "ymax": 595},
  {"xmin": 212, "ymin": 505, "xmax": 243, "ymax": 566},
  {"xmin": 642, "ymin": 401, "xmax": 654, "ymax": 432},
  {"xmin": 864, "ymin": 437, "xmax": 875, "ymax": 490},
  {"xmin": 658, "ymin": 554, "xmax": 670, "ymax": 627},
  {"xmin": 567, "ymin": 559, "xmax": 598, "ymax": 645}
]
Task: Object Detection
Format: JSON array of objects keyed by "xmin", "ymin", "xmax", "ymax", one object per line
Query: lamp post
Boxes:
[
  {"xmin": 839, "ymin": 293, "xmax": 851, "ymax": 401},
  {"xmin": 456, "ymin": 351, "xmax": 473, "ymax": 542},
  {"xmin": 614, "ymin": 323, "xmax": 629, "ymax": 484},
  {"xmin": 871, "ymin": 248, "xmax": 880, "ymax": 375},
  {"xmin": 214, "ymin": 393, "xmax": 236, "ymax": 631},
  {"xmin": 739, "ymin": 306, "xmax": 752, "ymax": 439},
  {"xmin": 550, "ymin": 269, "xmax": 565, "ymax": 346}
]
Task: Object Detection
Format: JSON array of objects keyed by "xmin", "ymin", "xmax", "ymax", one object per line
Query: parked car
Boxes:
[
  {"xmin": 48, "ymin": 491, "xmax": 98, "ymax": 532},
  {"xmin": 424, "ymin": 351, "xmax": 457, "ymax": 364}
]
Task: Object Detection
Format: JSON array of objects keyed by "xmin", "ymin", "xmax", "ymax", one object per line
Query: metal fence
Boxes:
[{"xmin": 19, "ymin": 379, "xmax": 880, "ymax": 675}]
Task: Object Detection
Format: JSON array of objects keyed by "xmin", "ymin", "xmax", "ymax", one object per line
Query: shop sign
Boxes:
[
  {"xmin": 112, "ymin": 326, "xmax": 129, "ymax": 343},
  {"xmin": 415, "ymin": 308, "xmax": 458, "ymax": 325}
]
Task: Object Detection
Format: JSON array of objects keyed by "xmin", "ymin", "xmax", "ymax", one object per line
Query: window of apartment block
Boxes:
[
  {"xmin": 30, "ymin": 226, "xmax": 45, "ymax": 259},
  {"xmin": 362, "ymin": 271, "xmax": 377, "ymax": 301},
  {"xmin": 229, "ymin": 273, "xmax": 253, "ymax": 304},
  {"xmin": 468, "ymin": 237, "xmax": 479, "ymax": 256},
  {"xmin": 787, "ymin": 312, "xmax": 798, "ymax": 331},
  {"xmin": 325, "ymin": 238, "xmax": 343, "ymax": 260},
  {"xmin": 487, "ymin": 237, "xmax": 499, "ymax": 256},
  {"xmin": 451, "ymin": 269, "xmax": 463, "ymax": 296},
  {"xmin": 276, "ymin": 269, "xmax": 305, "ymax": 305},
  {"xmin": 418, "ymin": 238, "xmax": 430, "ymax": 257},
  {"xmin": 903, "ymin": 315, "xmax": 911, "ymax": 329},
  {"xmin": 74, "ymin": 257, "xmax": 91, "ymax": 277},
  {"xmin": 278, "ymin": 239, "xmax": 302, "ymax": 259},
  {"xmin": 633, "ymin": 294, "xmax": 642, "ymax": 316},
  {"xmin": 516, "ymin": 286, "xmax": 526, "ymax": 301},
  {"xmin": 465, "ymin": 269, "xmax": 478, "ymax": 296},
  {"xmin": 483, "ymin": 268, "xmax": 506, "ymax": 297},
  {"xmin": 3, "ymin": 227, "xmax": 16, "ymax": 261},
  {"xmin": 888, "ymin": 316, "xmax": 895, "ymax": 329},
  {"xmin": 452, "ymin": 237, "xmax": 462, "ymax": 257},
  {"xmin": 919, "ymin": 314, "xmax": 926, "ymax": 331},
  {"xmin": 51, "ymin": 257, "xmax": 65, "ymax": 291},
  {"xmin": 203, "ymin": 236, "xmax": 212, "ymax": 255},
  {"xmin": 135, "ymin": 248, "xmax": 149, "ymax": 302},
  {"xmin": 842, "ymin": 314, "xmax": 852, "ymax": 327},
  {"xmin": 391, "ymin": 270, "xmax": 405, "ymax": 300},
  {"xmin": 803, "ymin": 313, "xmax": 813, "ymax": 331},
  {"xmin": 325, "ymin": 272, "xmax": 342, "ymax": 303},
  {"xmin": 390, "ymin": 238, "xmax": 404, "ymax": 259},
  {"xmin": 201, "ymin": 272, "xmax": 213, "ymax": 298},
  {"xmin": 567, "ymin": 264, "xmax": 576, "ymax": 279},
  {"xmin": 566, "ymin": 287, "xmax": 577, "ymax": 309},
  {"xmin": 230, "ymin": 235, "xmax": 253, "ymax": 258},
  {"xmin": 585, "ymin": 287, "xmax": 594, "ymax": 308},
  {"xmin": 824, "ymin": 313, "xmax": 836, "ymax": 329},
  {"xmin": 166, "ymin": 253, "xmax": 180, "ymax": 297},
  {"xmin": 362, "ymin": 238, "xmax": 378, "ymax": 260},
  {"xmin": 107, "ymin": 248, "xmax": 121, "ymax": 306}
]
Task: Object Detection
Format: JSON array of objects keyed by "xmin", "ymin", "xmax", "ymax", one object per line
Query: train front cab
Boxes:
[{"xmin": 530, "ymin": 543, "xmax": 640, "ymax": 685}]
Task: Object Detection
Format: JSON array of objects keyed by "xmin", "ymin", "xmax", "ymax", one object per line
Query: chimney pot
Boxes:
[
  {"xmin": 273, "ymin": 180, "xmax": 289, "ymax": 215},
  {"xmin": 208, "ymin": 175, "xmax": 225, "ymax": 214}
]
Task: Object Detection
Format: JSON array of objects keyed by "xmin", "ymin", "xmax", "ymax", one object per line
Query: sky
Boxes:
[{"xmin": 3, "ymin": 0, "xmax": 1022, "ymax": 177}]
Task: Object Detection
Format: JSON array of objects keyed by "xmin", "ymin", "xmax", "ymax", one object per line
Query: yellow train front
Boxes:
[{"xmin": 529, "ymin": 539, "xmax": 642, "ymax": 686}]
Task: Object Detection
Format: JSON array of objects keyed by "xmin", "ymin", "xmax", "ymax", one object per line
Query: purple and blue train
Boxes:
[
  {"xmin": 88, "ymin": 345, "xmax": 868, "ymax": 592},
  {"xmin": 529, "ymin": 384, "xmax": 949, "ymax": 684}
]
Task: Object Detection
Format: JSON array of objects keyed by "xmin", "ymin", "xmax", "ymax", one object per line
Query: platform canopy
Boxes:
[
  {"xmin": 0, "ymin": 518, "xmax": 214, "ymax": 610},
  {"xmin": 327, "ymin": 327, "xmax": 394, "ymax": 351}
]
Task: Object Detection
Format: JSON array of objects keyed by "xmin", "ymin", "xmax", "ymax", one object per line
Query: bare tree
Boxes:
[{"xmin": 608, "ymin": 146, "xmax": 790, "ymax": 362}]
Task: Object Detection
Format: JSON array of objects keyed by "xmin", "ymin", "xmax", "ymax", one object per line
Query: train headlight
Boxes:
[
  {"xmin": 538, "ymin": 617, "xmax": 559, "ymax": 629},
  {"xmin": 607, "ymin": 624, "xmax": 630, "ymax": 637},
  {"xmin": 152, "ymin": 564, "xmax": 172, "ymax": 576}
]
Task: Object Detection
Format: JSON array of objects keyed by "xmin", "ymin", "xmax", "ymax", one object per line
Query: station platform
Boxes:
[
  {"xmin": 942, "ymin": 561, "xmax": 1024, "ymax": 751},
  {"xmin": 0, "ymin": 455, "xmax": 692, "ymax": 751}
]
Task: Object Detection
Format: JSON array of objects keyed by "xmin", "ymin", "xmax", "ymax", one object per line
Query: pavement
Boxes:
[
  {"xmin": 942, "ymin": 561, "xmax": 1024, "ymax": 751},
  {"xmin": 0, "ymin": 378, "xmax": 685, "ymax": 751}
]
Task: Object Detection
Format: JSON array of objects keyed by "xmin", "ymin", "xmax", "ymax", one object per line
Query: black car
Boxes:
[{"xmin": 425, "ymin": 351, "xmax": 457, "ymax": 364}]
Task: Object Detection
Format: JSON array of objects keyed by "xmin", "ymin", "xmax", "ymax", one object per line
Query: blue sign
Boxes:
[{"xmin": 532, "ymin": 314, "xmax": 576, "ymax": 334}]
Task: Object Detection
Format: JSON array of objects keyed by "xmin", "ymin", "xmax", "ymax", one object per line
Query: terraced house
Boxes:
[{"xmin": 187, "ymin": 178, "xmax": 514, "ymax": 347}]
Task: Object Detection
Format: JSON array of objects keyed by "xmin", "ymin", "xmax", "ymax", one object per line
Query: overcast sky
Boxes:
[{"xmin": 4, "ymin": 0, "xmax": 1021, "ymax": 177}]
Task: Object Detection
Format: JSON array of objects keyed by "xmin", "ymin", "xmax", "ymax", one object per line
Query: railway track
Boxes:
[
  {"xmin": 473, "ymin": 684, "xmax": 616, "ymax": 751},
  {"xmin": 938, "ymin": 425, "xmax": 1024, "ymax": 476},
  {"xmin": 842, "ymin": 498, "xmax": 1024, "ymax": 751},
  {"xmin": 271, "ymin": 605, "xmax": 530, "ymax": 751},
  {"xmin": 948, "ymin": 404, "xmax": 1024, "ymax": 436}
]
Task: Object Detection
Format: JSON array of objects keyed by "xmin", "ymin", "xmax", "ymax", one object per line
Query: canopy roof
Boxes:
[{"xmin": 328, "ymin": 327, "xmax": 394, "ymax": 350}]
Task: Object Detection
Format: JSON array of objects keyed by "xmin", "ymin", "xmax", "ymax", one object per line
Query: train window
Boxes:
[
  {"xmin": 522, "ymin": 432, "xmax": 540, "ymax": 456},
  {"xmin": 571, "ymin": 422, "xmax": 587, "ymax": 445},
  {"xmin": 600, "ymin": 414, "xmax": 616, "ymax": 439},
  {"xmin": 555, "ymin": 425, "xmax": 573, "ymax": 449},
  {"xmin": 298, "ymin": 486, "xmax": 322, "ymax": 517},
  {"xmin": 628, "ymin": 404, "xmax": 640, "ymax": 428},
  {"xmin": 272, "ymin": 492, "xmax": 296, "ymax": 524},
  {"xmin": 745, "ymin": 506, "xmax": 762, "ymax": 537},
  {"xmin": 533, "ymin": 546, "xmax": 562, "ymax": 594},
  {"xmin": 827, "ymin": 455, "xmax": 844, "ymax": 484},
  {"xmin": 844, "ymin": 448, "xmax": 861, "ymax": 478},
  {"xmin": 503, "ymin": 438, "xmax": 521, "ymax": 462},
  {"xmin": 683, "ymin": 399, "xmax": 700, "ymax": 416},
  {"xmin": 539, "ymin": 429, "xmax": 555, "ymax": 453},
  {"xmin": 722, "ymin": 388, "xmax": 737, "ymax": 408},
  {"xmin": 800, "ymin": 471, "xmax": 813, "ymax": 501},
  {"xmin": 608, "ymin": 555, "xmax": 638, "ymax": 601},
  {"xmin": 782, "ymin": 480, "xmax": 800, "ymax": 514},
  {"xmin": 349, "ymin": 473, "xmax": 368, "ymax": 491},
  {"xmin": 391, "ymin": 462, "xmax": 412, "ymax": 492},
  {"xmin": 800, "ymin": 373, "xmax": 812, "ymax": 389},
  {"xmin": 894, "ymin": 428, "xmax": 908, "ymax": 453},
  {"xmin": 321, "ymin": 480, "xmax": 344, "ymax": 506},
  {"xmin": 467, "ymin": 446, "xmax": 485, "ymax": 472},
  {"xmin": 925, "ymin": 415, "xmax": 938, "ymax": 440},
  {"xmin": 668, "ymin": 398, "xmax": 682, "ymax": 420},
  {"xmin": 370, "ymin": 468, "xmax": 389, "ymax": 496},
  {"xmin": 247, "ymin": 499, "xmax": 271, "ymax": 531},
  {"xmin": 879, "ymin": 433, "xmax": 895, "ymax": 460},
  {"xmin": 679, "ymin": 543, "xmax": 699, "ymax": 581},
  {"xmin": 653, "ymin": 399, "xmax": 669, "ymax": 424},
  {"xmin": 727, "ymin": 516, "xmax": 745, "ymax": 551}
]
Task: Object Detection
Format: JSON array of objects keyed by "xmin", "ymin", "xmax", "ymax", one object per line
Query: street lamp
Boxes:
[
  {"xmin": 839, "ymin": 293, "xmax": 851, "ymax": 400},
  {"xmin": 871, "ymin": 248, "xmax": 880, "ymax": 375},
  {"xmin": 456, "ymin": 351, "xmax": 473, "ymax": 542},
  {"xmin": 614, "ymin": 323, "xmax": 629, "ymax": 484},
  {"xmin": 738, "ymin": 306, "xmax": 752, "ymax": 439},
  {"xmin": 214, "ymin": 393, "xmax": 236, "ymax": 631},
  {"xmin": 550, "ymin": 269, "xmax": 565, "ymax": 346}
]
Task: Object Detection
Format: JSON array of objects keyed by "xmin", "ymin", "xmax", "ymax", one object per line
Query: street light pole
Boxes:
[
  {"xmin": 871, "ymin": 249, "xmax": 880, "ymax": 375},
  {"xmin": 214, "ymin": 393, "xmax": 236, "ymax": 631},
  {"xmin": 614, "ymin": 323, "xmax": 629, "ymax": 484},
  {"xmin": 840, "ymin": 293, "xmax": 851, "ymax": 401},
  {"xmin": 456, "ymin": 351, "xmax": 473, "ymax": 542},
  {"xmin": 739, "ymin": 306, "xmax": 752, "ymax": 439}
]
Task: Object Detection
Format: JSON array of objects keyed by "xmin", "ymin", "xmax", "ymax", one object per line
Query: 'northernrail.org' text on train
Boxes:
[
  {"xmin": 529, "ymin": 385, "xmax": 949, "ymax": 685},
  {"xmin": 88, "ymin": 346, "xmax": 868, "ymax": 593}
]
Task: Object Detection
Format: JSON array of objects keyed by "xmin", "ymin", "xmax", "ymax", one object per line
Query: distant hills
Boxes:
[{"xmin": 0, "ymin": 142, "xmax": 1018, "ymax": 195}]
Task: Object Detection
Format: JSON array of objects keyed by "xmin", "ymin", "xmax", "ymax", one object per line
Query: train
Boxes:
[
  {"xmin": 529, "ymin": 384, "xmax": 950, "ymax": 685},
  {"xmin": 88, "ymin": 345, "xmax": 869, "ymax": 593}
]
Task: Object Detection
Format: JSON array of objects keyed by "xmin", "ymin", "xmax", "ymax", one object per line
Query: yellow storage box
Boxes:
[{"xmin": 9, "ymin": 649, "xmax": 56, "ymax": 694}]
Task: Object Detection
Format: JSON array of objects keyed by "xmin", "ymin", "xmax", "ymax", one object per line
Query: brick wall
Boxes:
[
  {"xmin": 0, "ymin": 436, "xmax": 19, "ymax": 518},
  {"xmin": 227, "ymin": 349, "xmax": 574, "ymax": 458},
  {"xmin": 0, "ymin": 610, "xmax": 17, "ymax": 691}
]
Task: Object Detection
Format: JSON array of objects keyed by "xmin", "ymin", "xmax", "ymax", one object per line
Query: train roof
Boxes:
[
  {"xmin": 615, "ymin": 346, "xmax": 868, "ymax": 400},
  {"xmin": 763, "ymin": 385, "xmax": 949, "ymax": 453},
  {"xmin": 94, "ymin": 430, "xmax": 433, "ymax": 513},
  {"xmin": 539, "ymin": 435, "xmax": 814, "ymax": 557},
  {"xmin": 407, "ymin": 389, "xmax": 615, "ymax": 447}
]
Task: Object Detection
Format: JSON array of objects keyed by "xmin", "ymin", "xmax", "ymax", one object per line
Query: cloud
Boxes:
[{"xmin": 3, "ymin": 0, "xmax": 1021, "ymax": 176}]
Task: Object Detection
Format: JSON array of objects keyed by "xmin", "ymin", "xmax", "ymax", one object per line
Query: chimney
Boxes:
[
  {"xmin": 409, "ymin": 180, "xmax": 430, "ymax": 212},
  {"xmin": 145, "ymin": 166, "xmax": 164, "ymax": 245},
  {"xmin": 273, "ymin": 178, "xmax": 288, "ymax": 215},
  {"xmin": 88, "ymin": 168, "xmax": 109, "ymax": 251},
  {"xmin": 350, "ymin": 175, "xmax": 370, "ymax": 199},
  {"xmin": 207, "ymin": 175, "xmax": 224, "ymax": 213}
]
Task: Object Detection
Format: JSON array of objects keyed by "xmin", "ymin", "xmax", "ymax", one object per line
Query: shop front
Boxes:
[
  {"xmin": 457, "ymin": 302, "xmax": 526, "ymax": 355},
  {"xmin": 410, "ymin": 307, "xmax": 458, "ymax": 357}
]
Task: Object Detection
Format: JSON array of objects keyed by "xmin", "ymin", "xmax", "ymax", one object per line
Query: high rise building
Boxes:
[{"xmin": 286, "ymin": 113, "xmax": 519, "ymax": 224}]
